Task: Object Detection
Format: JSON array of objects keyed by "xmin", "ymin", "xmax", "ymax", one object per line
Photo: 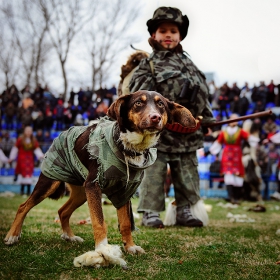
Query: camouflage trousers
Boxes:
[{"xmin": 137, "ymin": 151, "xmax": 200, "ymax": 213}]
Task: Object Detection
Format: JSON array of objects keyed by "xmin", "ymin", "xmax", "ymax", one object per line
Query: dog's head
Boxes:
[{"xmin": 107, "ymin": 90, "xmax": 196, "ymax": 134}]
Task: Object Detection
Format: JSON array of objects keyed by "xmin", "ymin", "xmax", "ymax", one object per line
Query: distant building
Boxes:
[{"xmin": 204, "ymin": 72, "xmax": 215, "ymax": 83}]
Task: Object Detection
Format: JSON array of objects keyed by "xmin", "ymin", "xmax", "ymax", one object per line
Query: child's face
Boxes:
[{"xmin": 152, "ymin": 22, "xmax": 181, "ymax": 50}]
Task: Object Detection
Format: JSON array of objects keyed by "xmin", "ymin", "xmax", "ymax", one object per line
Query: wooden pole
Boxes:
[{"xmin": 202, "ymin": 110, "xmax": 272, "ymax": 127}]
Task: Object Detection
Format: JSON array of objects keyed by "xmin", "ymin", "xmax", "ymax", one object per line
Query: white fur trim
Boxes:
[
  {"xmin": 190, "ymin": 200, "xmax": 209, "ymax": 226},
  {"xmin": 164, "ymin": 200, "xmax": 177, "ymax": 226},
  {"xmin": 224, "ymin": 174, "xmax": 244, "ymax": 187},
  {"xmin": 119, "ymin": 130, "xmax": 160, "ymax": 167},
  {"xmin": 18, "ymin": 175, "xmax": 33, "ymax": 185},
  {"xmin": 226, "ymin": 126, "xmax": 238, "ymax": 135},
  {"xmin": 34, "ymin": 147, "xmax": 44, "ymax": 159},
  {"xmin": 248, "ymin": 135, "xmax": 260, "ymax": 147},
  {"xmin": 73, "ymin": 244, "xmax": 127, "ymax": 268},
  {"xmin": 209, "ymin": 140, "xmax": 222, "ymax": 155},
  {"xmin": 269, "ymin": 132, "xmax": 280, "ymax": 144},
  {"xmin": 164, "ymin": 200, "xmax": 209, "ymax": 226},
  {"xmin": 9, "ymin": 146, "xmax": 18, "ymax": 161},
  {"xmin": 0, "ymin": 149, "xmax": 9, "ymax": 163},
  {"xmin": 119, "ymin": 130, "xmax": 160, "ymax": 152}
]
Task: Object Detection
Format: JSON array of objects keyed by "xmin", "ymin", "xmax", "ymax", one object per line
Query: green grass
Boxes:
[{"xmin": 0, "ymin": 195, "xmax": 280, "ymax": 280}]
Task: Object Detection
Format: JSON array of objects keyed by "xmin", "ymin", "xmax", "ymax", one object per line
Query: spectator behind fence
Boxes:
[
  {"xmin": 53, "ymin": 99, "xmax": 65, "ymax": 130},
  {"xmin": 0, "ymin": 148, "xmax": 9, "ymax": 166},
  {"xmin": 210, "ymin": 114, "xmax": 259, "ymax": 204},
  {"xmin": 242, "ymin": 142, "xmax": 262, "ymax": 202},
  {"xmin": 262, "ymin": 115, "xmax": 277, "ymax": 138},
  {"xmin": 228, "ymin": 82, "xmax": 241, "ymax": 102},
  {"xmin": 0, "ymin": 131, "xmax": 15, "ymax": 168},
  {"xmin": 21, "ymin": 92, "xmax": 34, "ymax": 110},
  {"xmin": 95, "ymin": 100, "xmax": 108, "ymax": 118},
  {"xmin": 20, "ymin": 108, "xmax": 33, "ymax": 129},
  {"xmin": 64, "ymin": 101, "xmax": 74, "ymax": 129},
  {"xmin": 217, "ymin": 87, "xmax": 229, "ymax": 119},
  {"xmin": 253, "ymin": 81, "xmax": 268, "ymax": 112},
  {"xmin": 240, "ymin": 83, "xmax": 252, "ymax": 103},
  {"xmin": 9, "ymin": 126, "xmax": 44, "ymax": 195},
  {"xmin": 242, "ymin": 120, "xmax": 262, "ymax": 202},
  {"xmin": 271, "ymin": 159, "xmax": 280, "ymax": 201},
  {"xmin": 43, "ymin": 101, "xmax": 54, "ymax": 131},
  {"xmin": 4, "ymin": 101, "xmax": 18, "ymax": 130},
  {"xmin": 238, "ymin": 92, "xmax": 249, "ymax": 116},
  {"xmin": 263, "ymin": 131, "xmax": 280, "ymax": 200},
  {"xmin": 32, "ymin": 107, "xmax": 45, "ymax": 131},
  {"xmin": 266, "ymin": 142, "xmax": 279, "ymax": 175},
  {"xmin": 32, "ymin": 84, "xmax": 45, "ymax": 111},
  {"xmin": 68, "ymin": 88, "xmax": 76, "ymax": 104},
  {"xmin": 267, "ymin": 80, "xmax": 276, "ymax": 104}
]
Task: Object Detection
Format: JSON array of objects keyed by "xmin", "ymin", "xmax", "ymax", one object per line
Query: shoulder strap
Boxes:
[
  {"xmin": 149, "ymin": 59, "xmax": 154, "ymax": 76},
  {"xmin": 121, "ymin": 68, "xmax": 137, "ymax": 96}
]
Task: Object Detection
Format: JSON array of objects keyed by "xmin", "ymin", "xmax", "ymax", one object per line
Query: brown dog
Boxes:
[{"xmin": 4, "ymin": 90, "xmax": 197, "ymax": 256}]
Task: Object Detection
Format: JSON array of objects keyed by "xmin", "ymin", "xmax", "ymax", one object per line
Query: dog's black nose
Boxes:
[{"xmin": 150, "ymin": 114, "xmax": 161, "ymax": 123}]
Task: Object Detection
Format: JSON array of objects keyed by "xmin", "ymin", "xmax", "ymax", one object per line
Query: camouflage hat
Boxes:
[{"xmin": 147, "ymin": 7, "xmax": 189, "ymax": 40}]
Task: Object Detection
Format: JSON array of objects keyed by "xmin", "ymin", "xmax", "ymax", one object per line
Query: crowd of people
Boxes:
[
  {"xmin": 1, "ymin": 76, "xmax": 280, "ymax": 198},
  {"xmin": 1, "ymin": 79, "xmax": 280, "ymax": 199},
  {"xmin": 0, "ymin": 84, "xmax": 117, "ymax": 134},
  {"xmin": 1, "ymin": 80, "xmax": 279, "ymax": 140}
]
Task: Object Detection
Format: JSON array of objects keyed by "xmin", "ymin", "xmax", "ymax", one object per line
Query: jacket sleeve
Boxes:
[
  {"xmin": 200, "ymin": 97, "xmax": 217, "ymax": 125},
  {"xmin": 129, "ymin": 59, "xmax": 156, "ymax": 93}
]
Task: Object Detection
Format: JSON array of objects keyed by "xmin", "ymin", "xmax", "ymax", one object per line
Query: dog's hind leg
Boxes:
[
  {"xmin": 59, "ymin": 184, "xmax": 87, "ymax": 242},
  {"xmin": 4, "ymin": 174, "xmax": 62, "ymax": 245}
]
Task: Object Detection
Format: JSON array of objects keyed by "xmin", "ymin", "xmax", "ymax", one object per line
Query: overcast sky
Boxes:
[{"xmin": 120, "ymin": 0, "xmax": 280, "ymax": 88}]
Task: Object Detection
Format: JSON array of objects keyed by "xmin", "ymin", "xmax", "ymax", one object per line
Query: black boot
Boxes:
[
  {"xmin": 226, "ymin": 185, "xmax": 234, "ymax": 203},
  {"xmin": 20, "ymin": 185, "xmax": 25, "ymax": 195},
  {"xmin": 26, "ymin": 185, "xmax": 31, "ymax": 196},
  {"xmin": 176, "ymin": 205, "xmax": 203, "ymax": 227}
]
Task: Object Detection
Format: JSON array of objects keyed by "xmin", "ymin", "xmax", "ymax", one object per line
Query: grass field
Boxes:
[{"xmin": 0, "ymin": 195, "xmax": 280, "ymax": 280}]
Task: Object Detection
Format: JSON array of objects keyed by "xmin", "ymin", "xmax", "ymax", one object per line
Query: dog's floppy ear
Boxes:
[
  {"xmin": 164, "ymin": 99, "xmax": 202, "ymax": 133},
  {"xmin": 107, "ymin": 95, "xmax": 131, "ymax": 128}
]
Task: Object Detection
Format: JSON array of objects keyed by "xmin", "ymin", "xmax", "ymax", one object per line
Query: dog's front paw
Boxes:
[
  {"xmin": 73, "ymin": 244, "xmax": 127, "ymax": 268},
  {"xmin": 74, "ymin": 250, "xmax": 106, "ymax": 268},
  {"xmin": 4, "ymin": 234, "xmax": 21, "ymax": 245},
  {"xmin": 61, "ymin": 233, "xmax": 84, "ymax": 242},
  {"xmin": 125, "ymin": 245, "xmax": 145, "ymax": 254}
]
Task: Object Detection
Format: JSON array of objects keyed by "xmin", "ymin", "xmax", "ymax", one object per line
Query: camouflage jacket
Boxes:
[
  {"xmin": 41, "ymin": 118, "xmax": 157, "ymax": 209},
  {"xmin": 129, "ymin": 40, "xmax": 216, "ymax": 153}
]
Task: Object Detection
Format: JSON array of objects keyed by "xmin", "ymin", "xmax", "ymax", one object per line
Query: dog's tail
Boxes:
[{"xmin": 49, "ymin": 181, "xmax": 66, "ymax": 200}]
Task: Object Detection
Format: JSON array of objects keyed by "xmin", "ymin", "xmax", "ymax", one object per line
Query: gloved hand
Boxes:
[{"xmin": 165, "ymin": 116, "xmax": 203, "ymax": 134}]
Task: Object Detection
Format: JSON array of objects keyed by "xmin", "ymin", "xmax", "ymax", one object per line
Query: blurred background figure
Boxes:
[
  {"xmin": 9, "ymin": 126, "xmax": 44, "ymax": 195},
  {"xmin": 210, "ymin": 114, "xmax": 259, "ymax": 204},
  {"xmin": 0, "ymin": 131, "xmax": 15, "ymax": 168}
]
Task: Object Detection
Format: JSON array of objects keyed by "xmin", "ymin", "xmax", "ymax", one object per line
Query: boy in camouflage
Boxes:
[{"xmin": 129, "ymin": 6, "xmax": 216, "ymax": 227}]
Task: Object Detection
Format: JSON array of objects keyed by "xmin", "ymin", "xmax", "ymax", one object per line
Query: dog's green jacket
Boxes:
[{"xmin": 41, "ymin": 118, "xmax": 157, "ymax": 209}]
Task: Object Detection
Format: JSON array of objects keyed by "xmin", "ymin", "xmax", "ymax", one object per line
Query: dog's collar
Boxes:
[{"xmin": 113, "ymin": 125, "xmax": 144, "ymax": 159}]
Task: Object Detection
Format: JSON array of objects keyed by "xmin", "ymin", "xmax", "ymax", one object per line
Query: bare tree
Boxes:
[
  {"xmin": 38, "ymin": 0, "xmax": 98, "ymax": 99},
  {"xmin": 86, "ymin": 0, "xmax": 141, "ymax": 90},
  {"xmin": 0, "ymin": 0, "xmax": 52, "ymax": 89},
  {"xmin": 23, "ymin": 0, "xmax": 52, "ymax": 86},
  {"xmin": 0, "ymin": 30, "xmax": 19, "ymax": 89},
  {"xmin": 0, "ymin": 0, "xmax": 143, "ymax": 94}
]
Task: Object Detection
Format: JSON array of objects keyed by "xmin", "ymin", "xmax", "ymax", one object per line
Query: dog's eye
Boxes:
[
  {"xmin": 157, "ymin": 101, "xmax": 165, "ymax": 108},
  {"xmin": 135, "ymin": 100, "xmax": 142, "ymax": 106}
]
